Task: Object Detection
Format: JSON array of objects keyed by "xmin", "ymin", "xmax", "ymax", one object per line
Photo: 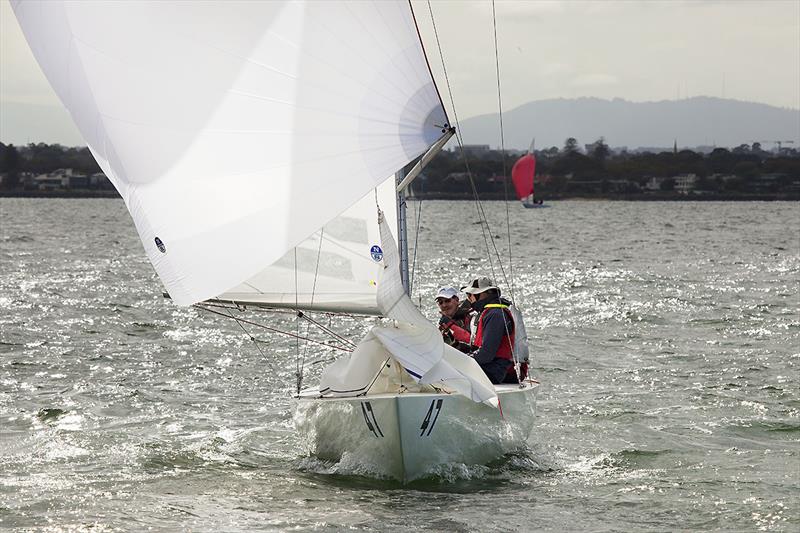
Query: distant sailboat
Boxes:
[
  {"xmin": 511, "ymin": 153, "xmax": 545, "ymax": 208},
  {"xmin": 13, "ymin": 0, "xmax": 538, "ymax": 482}
]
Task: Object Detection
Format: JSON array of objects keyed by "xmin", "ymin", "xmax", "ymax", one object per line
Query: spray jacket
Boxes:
[{"xmin": 469, "ymin": 296, "xmax": 516, "ymax": 384}]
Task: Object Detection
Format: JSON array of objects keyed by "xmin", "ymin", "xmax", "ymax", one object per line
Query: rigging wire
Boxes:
[
  {"xmin": 294, "ymin": 248, "xmax": 301, "ymax": 393},
  {"xmin": 425, "ymin": 1, "xmax": 496, "ymax": 283},
  {"xmin": 194, "ymin": 304, "xmax": 353, "ymax": 352},
  {"xmin": 424, "ymin": 1, "xmax": 525, "ymax": 387},
  {"xmin": 210, "ymin": 300, "xmax": 355, "ymax": 350},
  {"xmin": 198, "ymin": 300, "xmax": 363, "ymax": 320},
  {"xmin": 222, "ymin": 305, "xmax": 268, "ymax": 360},
  {"xmin": 295, "ymin": 228, "xmax": 327, "ymax": 393},
  {"xmin": 488, "ymin": 0, "xmax": 521, "ymax": 383},
  {"xmin": 296, "ymin": 309, "xmax": 356, "ymax": 350},
  {"xmin": 491, "ymin": 0, "xmax": 516, "ymax": 304},
  {"xmin": 425, "ymin": 0, "xmax": 512, "ymax": 293}
]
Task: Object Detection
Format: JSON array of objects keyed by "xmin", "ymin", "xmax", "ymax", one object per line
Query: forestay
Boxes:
[{"xmin": 13, "ymin": 0, "xmax": 448, "ymax": 305}]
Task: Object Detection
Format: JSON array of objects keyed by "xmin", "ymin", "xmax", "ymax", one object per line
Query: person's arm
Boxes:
[{"xmin": 448, "ymin": 323, "xmax": 471, "ymax": 343}]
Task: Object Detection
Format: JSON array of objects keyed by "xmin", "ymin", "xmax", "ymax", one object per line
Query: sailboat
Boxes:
[
  {"xmin": 13, "ymin": 0, "xmax": 538, "ymax": 482},
  {"xmin": 511, "ymin": 152, "xmax": 545, "ymax": 208}
]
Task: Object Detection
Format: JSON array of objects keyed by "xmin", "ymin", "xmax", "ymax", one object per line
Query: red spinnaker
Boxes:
[{"xmin": 511, "ymin": 153, "xmax": 536, "ymax": 200}]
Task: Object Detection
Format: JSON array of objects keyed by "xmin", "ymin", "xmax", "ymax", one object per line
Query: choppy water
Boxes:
[{"xmin": 1, "ymin": 199, "xmax": 798, "ymax": 532}]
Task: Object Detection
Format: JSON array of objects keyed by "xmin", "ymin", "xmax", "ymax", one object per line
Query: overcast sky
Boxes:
[{"xmin": 1, "ymin": 0, "xmax": 798, "ymax": 146}]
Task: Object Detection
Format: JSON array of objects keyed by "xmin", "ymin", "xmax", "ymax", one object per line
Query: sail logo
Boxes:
[
  {"xmin": 370, "ymin": 245, "xmax": 383, "ymax": 262},
  {"xmin": 154, "ymin": 237, "xmax": 166, "ymax": 253}
]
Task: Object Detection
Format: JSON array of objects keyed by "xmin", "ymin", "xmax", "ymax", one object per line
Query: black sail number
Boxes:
[
  {"xmin": 360, "ymin": 401, "xmax": 383, "ymax": 438},
  {"xmin": 420, "ymin": 399, "xmax": 444, "ymax": 437}
]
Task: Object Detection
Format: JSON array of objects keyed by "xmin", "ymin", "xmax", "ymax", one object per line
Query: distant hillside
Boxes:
[
  {"xmin": 457, "ymin": 97, "xmax": 800, "ymax": 151},
  {"xmin": 2, "ymin": 95, "xmax": 798, "ymax": 152}
]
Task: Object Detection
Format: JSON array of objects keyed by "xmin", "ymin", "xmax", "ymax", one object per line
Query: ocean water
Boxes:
[{"xmin": 1, "ymin": 198, "xmax": 798, "ymax": 532}]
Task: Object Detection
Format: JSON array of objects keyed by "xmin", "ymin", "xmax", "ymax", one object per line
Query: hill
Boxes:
[{"xmin": 457, "ymin": 96, "xmax": 800, "ymax": 151}]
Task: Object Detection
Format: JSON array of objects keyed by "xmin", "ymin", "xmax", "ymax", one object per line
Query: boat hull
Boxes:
[{"xmin": 294, "ymin": 382, "xmax": 538, "ymax": 482}]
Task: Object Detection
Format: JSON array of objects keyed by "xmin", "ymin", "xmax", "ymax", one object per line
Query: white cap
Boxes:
[{"xmin": 434, "ymin": 286, "xmax": 458, "ymax": 301}]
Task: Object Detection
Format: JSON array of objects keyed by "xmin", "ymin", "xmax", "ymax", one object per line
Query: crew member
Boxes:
[
  {"xmin": 462, "ymin": 276, "xmax": 522, "ymax": 384},
  {"xmin": 434, "ymin": 286, "xmax": 473, "ymax": 353}
]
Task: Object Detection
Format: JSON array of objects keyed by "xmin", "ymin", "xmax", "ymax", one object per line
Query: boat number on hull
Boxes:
[
  {"xmin": 360, "ymin": 401, "xmax": 383, "ymax": 438},
  {"xmin": 420, "ymin": 399, "xmax": 443, "ymax": 437}
]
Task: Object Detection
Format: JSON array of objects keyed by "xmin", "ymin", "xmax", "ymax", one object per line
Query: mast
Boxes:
[
  {"xmin": 393, "ymin": 128, "xmax": 455, "ymax": 297},
  {"xmin": 396, "ymin": 168, "xmax": 410, "ymax": 296}
]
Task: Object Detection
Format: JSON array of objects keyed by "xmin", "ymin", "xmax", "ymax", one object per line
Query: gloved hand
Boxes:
[{"xmin": 438, "ymin": 318, "xmax": 456, "ymax": 332}]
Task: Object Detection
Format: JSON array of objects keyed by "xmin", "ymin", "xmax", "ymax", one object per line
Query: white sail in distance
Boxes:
[{"xmin": 12, "ymin": 0, "xmax": 448, "ymax": 305}]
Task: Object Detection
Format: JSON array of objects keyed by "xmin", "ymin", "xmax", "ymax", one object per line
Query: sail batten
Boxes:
[{"xmin": 13, "ymin": 0, "xmax": 447, "ymax": 305}]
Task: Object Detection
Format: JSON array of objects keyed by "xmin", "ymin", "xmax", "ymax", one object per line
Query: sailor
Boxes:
[
  {"xmin": 435, "ymin": 286, "xmax": 473, "ymax": 353},
  {"xmin": 462, "ymin": 276, "xmax": 524, "ymax": 384}
]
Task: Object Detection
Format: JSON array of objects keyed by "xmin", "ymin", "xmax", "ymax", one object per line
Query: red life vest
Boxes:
[
  {"xmin": 473, "ymin": 303, "xmax": 528, "ymax": 381},
  {"xmin": 474, "ymin": 304, "xmax": 515, "ymax": 362}
]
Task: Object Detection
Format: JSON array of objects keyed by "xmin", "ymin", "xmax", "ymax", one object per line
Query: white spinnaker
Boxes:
[
  {"xmin": 212, "ymin": 176, "xmax": 397, "ymax": 315},
  {"xmin": 12, "ymin": 0, "xmax": 447, "ymax": 305}
]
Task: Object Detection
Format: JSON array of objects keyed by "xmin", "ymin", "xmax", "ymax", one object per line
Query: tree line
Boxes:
[
  {"xmin": 0, "ymin": 143, "xmax": 101, "ymax": 189},
  {"xmin": 415, "ymin": 138, "xmax": 800, "ymax": 198},
  {"xmin": 2, "ymin": 139, "xmax": 799, "ymax": 198}
]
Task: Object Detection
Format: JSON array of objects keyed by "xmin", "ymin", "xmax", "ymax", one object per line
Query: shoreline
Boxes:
[
  {"xmin": 412, "ymin": 192, "xmax": 800, "ymax": 201},
  {"xmin": 1, "ymin": 190, "xmax": 798, "ymax": 201},
  {"xmin": 0, "ymin": 190, "xmax": 120, "ymax": 199}
]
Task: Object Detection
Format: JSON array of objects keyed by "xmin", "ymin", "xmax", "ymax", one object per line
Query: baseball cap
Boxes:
[{"xmin": 434, "ymin": 286, "xmax": 458, "ymax": 301}]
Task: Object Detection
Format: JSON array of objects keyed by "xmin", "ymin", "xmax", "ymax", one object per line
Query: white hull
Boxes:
[{"xmin": 294, "ymin": 381, "xmax": 538, "ymax": 482}]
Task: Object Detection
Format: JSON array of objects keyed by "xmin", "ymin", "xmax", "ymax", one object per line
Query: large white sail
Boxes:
[{"xmin": 12, "ymin": 0, "xmax": 448, "ymax": 305}]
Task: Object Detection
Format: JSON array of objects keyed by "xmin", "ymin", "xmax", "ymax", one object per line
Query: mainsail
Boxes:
[
  {"xmin": 511, "ymin": 153, "xmax": 536, "ymax": 201},
  {"xmin": 13, "ymin": 0, "xmax": 448, "ymax": 305},
  {"xmin": 211, "ymin": 177, "xmax": 398, "ymax": 315}
]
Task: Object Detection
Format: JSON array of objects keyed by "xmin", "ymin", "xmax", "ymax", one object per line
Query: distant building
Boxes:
[
  {"xmin": 29, "ymin": 169, "xmax": 70, "ymax": 190},
  {"xmin": 644, "ymin": 176, "xmax": 664, "ymax": 191},
  {"xmin": 749, "ymin": 173, "xmax": 787, "ymax": 193},
  {"xmin": 67, "ymin": 174, "xmax": 90, "ymax": 189},
  {"xmin": 460, "ymin": 145, "xmax": 491, "ymax": 157},
  {"xmin": 673, "ymin": 173, "xmax": 697, "ymax": 194},
  {"xmin": 25, "ymin": 168, "xmax": 106, "ymax": 191},
  {"xmin": 90, "ymin": 172, "xmax": 114, "ymax": 190}
]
